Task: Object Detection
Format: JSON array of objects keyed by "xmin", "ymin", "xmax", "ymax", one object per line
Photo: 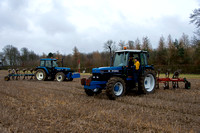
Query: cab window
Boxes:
[
  {"xmin": 113, "ymin": 52, "xmax": 129, "ymax": 67},
  {"xmin": 53, "ymin": 60, "xmax": 58, "ymax": 67},
  {"xmin": 45, "ymin": 60, "xmax": 51, "ymax": 67},
  {"xmin": 40, "ymin": 60, "xmax": 45, "ymax": 66},
  {"xmin": 140, "ymin": 53, "xmax": 147, "ymax": 65}
]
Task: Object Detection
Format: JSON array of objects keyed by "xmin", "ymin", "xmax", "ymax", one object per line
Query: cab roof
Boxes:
[
  {"xmin": 115, "ymin": 50, "xmax": 147, "ymax": 53},
  {"xmin": 40, "ymin": 58, "xmax": 57, "ymax": 61}
]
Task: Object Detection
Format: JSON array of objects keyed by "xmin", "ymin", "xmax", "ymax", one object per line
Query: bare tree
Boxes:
[
  {"xmin": 72, "ymin": 46, "xmax": 80, "ymax": 69},
  {"xmin": 92, "ymin": 51, "xmax": 101, "ymax": 67},
  {"xmin": 157, "ymin": 36, "xmax": 167, "ymax": 65},
  {"xmin": 127, "ymin": 40, "xmax": 134, "ymax": 49},
  {"xmin": 135, "ymin": 38, "xmax": 141, "ymax": 50},
  {"xmin": 158, "ymin": 36, "xmax": 165, "ymax": 51},
  {"xmin": 3, "ymin": 45, "xmax": 20, "ymax": 66},
  {"xmin": 179, "ymin": 33, "xmax": 190, "ymax": 48},
  {"xmin": 104, "ymin": 40, "xmax": 116, "ymax": 53},
  {"xmin": 28, "ymin": 51, "xmax": 39, "ymax": 67},
  {"xmin": 20, "ymin": 47, "xmax": 29, "ymax": 67},
  {"xmin": 190, "ymin": 8, "xmax": 200, "ymax": 28},
  {"xmin": 104, "ymin": 40, "xmax": 117, "ymax": 66},
  {"xmin": 142, "ymin": 36, "xmax": 152, "ymax": 51},
  {"xmin": 0, "ymin": 52, "xmax": 5, "ymax": 67},
  {"xmin": 118, "ymin": 40, "xmax": 125, "ymax": 50}
]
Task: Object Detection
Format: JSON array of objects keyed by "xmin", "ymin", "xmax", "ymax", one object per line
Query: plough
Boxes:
[
  {"xmin": 156, "ymin": 69, "xmax": 191, "ymax": 89},
  {"xmin": 4, "ymin": 69, "xmax": 35, "ymax": 81}
]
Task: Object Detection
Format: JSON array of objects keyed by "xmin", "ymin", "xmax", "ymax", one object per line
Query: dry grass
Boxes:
[{"xmin": 0, "ymin": 70, "xmax": 200, "ymax": 132}]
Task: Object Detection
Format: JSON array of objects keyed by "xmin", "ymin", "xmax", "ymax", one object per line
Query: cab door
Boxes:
[{"xmin": 45, "ymin": 60, "xmax": 53, "ymax": 75}]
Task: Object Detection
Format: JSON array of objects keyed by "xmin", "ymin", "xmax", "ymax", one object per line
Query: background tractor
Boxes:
[
  {"xmin": 4, "ymin": 58, "xmax": 80, "ymax": 82},
  {"xmin": 81, "ymin": 49, "xmax": 156, "ymax": 100},
  {"xmin": 35, "ymin": 58, "xmax": 80, "ymax": 81}
]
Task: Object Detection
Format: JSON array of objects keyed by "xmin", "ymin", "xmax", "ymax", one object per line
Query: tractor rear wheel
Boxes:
[
  {"xmin": 138, "ymin": 70, "xmax": 156, "ymax": 94},
  {"xmin": 55, "ymin": 72, "xmax": 66, "ymax": 82},
  {"xmin": 35, "ymin": 69, "xmax": 47, "ymax": 81},
  {"xmin": 106, "ymin": 77, "xmax": 126, "ymax": 100}
]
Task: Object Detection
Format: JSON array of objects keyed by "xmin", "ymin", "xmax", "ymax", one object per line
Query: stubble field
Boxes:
[{"xmin": 0, "ymin": 70, "xmax": 200, "ymax": 132}]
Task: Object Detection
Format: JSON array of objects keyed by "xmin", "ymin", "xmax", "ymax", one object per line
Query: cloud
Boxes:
[
  {"xmin": 33, "ymin": 1, "xmax": 76, "ymax": 35},
  {"xmin": 0, "ymin": 0, "xmax": 198, "ymax": 55},
  {"xmin": 36, "ymin": 11, "xmax": 76, "ymax": 35},
  {"xmin": 0, "ymin": 0, "xmax": 29, "ymax": 31}
]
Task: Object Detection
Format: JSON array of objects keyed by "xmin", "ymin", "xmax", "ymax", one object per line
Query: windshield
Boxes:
[
  {"xmin": 113, "ymin": 52, "xmax": 129, "ymax": 67},
  {"xmin": 52, "ymin": 60, "xmax": 58, "ymax": 67}
]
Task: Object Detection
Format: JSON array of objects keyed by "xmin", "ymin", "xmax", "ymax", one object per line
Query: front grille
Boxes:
[{"xmin": 92, "ymin": 73, "xmax": 110, "ymax": 81}]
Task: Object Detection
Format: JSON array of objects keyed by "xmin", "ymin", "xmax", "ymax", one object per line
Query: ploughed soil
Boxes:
[{"xmin": 0, "ymin": 70, "xmax": 200, "ymax": 132}]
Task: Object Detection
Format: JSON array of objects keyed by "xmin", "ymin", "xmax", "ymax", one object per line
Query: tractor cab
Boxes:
[
  {"xmin": 113, "ymin": 50, "xmax": 148, "ymax": 67},
  {"xmin": 40, "ymin": 58, "xmax": 58, "ymax": 68},
  {"xmin": 81, "ymin": 50, "xmax": 156, "ymax": 100}
]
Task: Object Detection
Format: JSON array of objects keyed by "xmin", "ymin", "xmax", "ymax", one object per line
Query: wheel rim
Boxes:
[
  {"xmin": 144, "ymin": 74, "xmax": 155, "ymax": 92},
  {"xmin": 114, "ymin": 82, "xmax": 123, "ymax": 96},
  {"xmin": 56, "ymin": 75, "xmax": 63, "ymax": 81},
  {"xmin": 36, "ymin": 72, "xmax": 44, "ymax": 80},
  {"xmin": 93, "ymin": 88, "xmax": 99, "ymax": 92}
]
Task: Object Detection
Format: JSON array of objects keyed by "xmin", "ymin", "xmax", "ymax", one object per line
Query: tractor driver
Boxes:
[
  {"xmin": 127, "ymin": 55, "xmax": 140, "ymax": 83},
  {"xmin": 128, "ymin": 54, "xmax": 134, "ymax": 68},
  {"xmin": 134, "ymin": 57, "xmax": 140, "ymax": 82},
  {"xmin": 127, "ymin": 54, "xmax": 134, "ymax": 76},
  {"xmin": 128, "ymin": 54, "xmax": 140, "ymax": 71},
  {"xmin": 134, "ymin": 57, "xmax": 140, "ymax": 71}
]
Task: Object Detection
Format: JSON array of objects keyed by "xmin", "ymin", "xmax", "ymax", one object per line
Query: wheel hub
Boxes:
[
  {"xmin": 144, "ymin": 74, "xmax": 155, "ymax": 92},
  {"xmin": 114, "ymin": 82, "xmax": 123, "ymax": 96},
  {"xmin": 37, "ymin": 72, "xmax": 43, "ymax": 80}
]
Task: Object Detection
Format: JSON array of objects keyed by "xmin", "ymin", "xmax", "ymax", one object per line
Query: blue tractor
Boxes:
[
  {"xmin": 81, "ymin": 50, "xmax": 156, "ymax": 100},
  {"xmin": 35, "ymin": 58, "xmax": 80, "ymax": 81}
]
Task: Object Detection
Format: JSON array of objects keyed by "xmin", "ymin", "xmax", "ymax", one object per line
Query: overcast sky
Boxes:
[{"xmin": 0, "ymin": 0, "xmax": 199, "ymax": 55}]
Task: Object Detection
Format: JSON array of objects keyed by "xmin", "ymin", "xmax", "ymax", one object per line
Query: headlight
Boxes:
[{"xmin": 93, "ymin": 76, "xmax": 100, "ymax": 79}]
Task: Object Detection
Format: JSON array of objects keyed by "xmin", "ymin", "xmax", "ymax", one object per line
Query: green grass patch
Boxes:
[
  {"xmin": 80, "ymin": 73, "xmax": 92, "ymax": 76},
  {"xmin": 80, "ymin": 73, "xmax": 200, "ymax": 79},
  {"xmin": 157, "ymin": 74, "xmax": 200, "ymax": 79}
]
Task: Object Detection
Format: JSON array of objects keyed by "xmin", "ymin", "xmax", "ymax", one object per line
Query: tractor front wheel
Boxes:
[
  {"xmin": 84, "ymin": 88, "xmax": 102, "ymax": 96},
  {"xmin": 138, "ymin": 70, "xmax": 156, "ymax": 94},
  {"xmin": 85, "ymin": 89, "xmax": 94, "ymax": 96},
  {"xmin": 55, "ymin": 72, "xmax": 66, "ymax": 82},
  {"xmin": 106, "ymin": 77, "xmax": 126, "ymax": 100},
  {"xmin": 35, "ymin": 69, "xmax": 47, "ymax": 81}
]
